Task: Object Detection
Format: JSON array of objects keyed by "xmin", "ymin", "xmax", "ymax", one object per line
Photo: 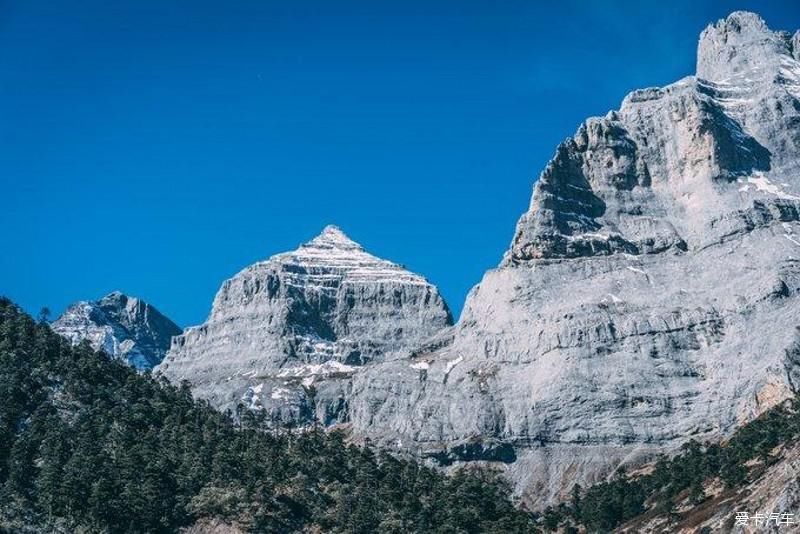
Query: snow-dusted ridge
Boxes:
[
  {"xmin": 271, "ymin": 225, "xmax": 431, "ymax": 286},
  {"xmin": 52, "ymin": 291, "xmax": 181, "ymax": 370}
]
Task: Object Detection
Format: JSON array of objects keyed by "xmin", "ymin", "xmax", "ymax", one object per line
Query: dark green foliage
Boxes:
[
  {"xmin": 540, "ymin": 396, "xmax": 800, "ymax": 532},
  {"xmin": 0, "ymin": 298, "xmax": 536, "ymax": 533}
]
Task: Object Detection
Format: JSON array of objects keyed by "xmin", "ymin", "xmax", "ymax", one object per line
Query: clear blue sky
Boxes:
[{"xmin": 2, "ymin": 0, "xmax": 799, "ymax": 327}]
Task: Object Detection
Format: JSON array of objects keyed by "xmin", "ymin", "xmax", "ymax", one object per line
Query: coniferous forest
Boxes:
[{"xmin": 0, "ymin": 298, "xmax": 535, "ymax": 533}]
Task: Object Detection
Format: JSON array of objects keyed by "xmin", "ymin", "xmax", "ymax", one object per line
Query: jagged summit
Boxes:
[
  {"xmin": 702, "ymin": 10, "xmax": 771, "ymax": 40},
  {"xmin": 503, "ymin": 11, "xmax": 800, "ymax": 264},
  {"xmin": 96, "ymin": 291, "xmax": 145, "ymax": 314},
  {"xmin": 52, "ymin": 292, "xmax": 181, "ymax": 370},
  {"xmin": 697, "ymin": 11, "xmax": 796, "ymax": 83}
]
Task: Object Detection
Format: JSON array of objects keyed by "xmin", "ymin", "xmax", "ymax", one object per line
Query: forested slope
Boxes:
[{"xmin": 0, "ymin": 298, "xmax": 533, "ymax": 533}]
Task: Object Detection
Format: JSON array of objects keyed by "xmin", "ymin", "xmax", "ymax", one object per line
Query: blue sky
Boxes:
[{"xmin": 2, "ymin": 0, "xmax": 799, "ymax": 326}]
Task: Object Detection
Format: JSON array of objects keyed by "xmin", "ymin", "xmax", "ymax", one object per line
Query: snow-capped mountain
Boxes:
[
  {"xmin": 346, "ymin": 12, "xmax": 800, "ymax": 506},
  {"xmin": 52, "ymin": 291, "xmax": 181, "ymax": 370},
  {"xmin": 157, "ymin": 225, "xmax": 452, "ymax": 423}
]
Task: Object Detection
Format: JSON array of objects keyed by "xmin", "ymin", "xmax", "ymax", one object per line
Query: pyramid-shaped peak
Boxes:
[{"xmin": 303, "ymin": 225, "xmax": 364, "ymax": 251}]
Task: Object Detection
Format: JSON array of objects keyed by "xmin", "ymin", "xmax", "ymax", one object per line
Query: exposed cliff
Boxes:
[{"xmin": 347, "ymin": 11, "xmax": 800, "ymax": 507}]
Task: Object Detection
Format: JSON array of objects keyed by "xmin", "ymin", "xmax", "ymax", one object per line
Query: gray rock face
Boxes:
[
  {"xmin": 793, "ymin": 31, "xmax": 800, "ymax": 61},
  {"xmin": 697, "ymin": 11, "xmax": 794, "ymax": 83},
  {"xmin": 52, "ymin": 291, "xmax": 181, "ymax": 370},
  {"xmin": 347, "ymin": 11, "xmax": 800, "ymax": 507},
  {"xmin": 157, "ymin": 225, "xmax": 452, "ymax": 423}
]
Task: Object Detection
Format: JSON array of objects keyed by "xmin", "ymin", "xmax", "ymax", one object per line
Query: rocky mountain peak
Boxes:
[
  {"xmin": 52, "ymin": 292, "xmax": 181, "ymax": 370},
  {"xmin": 98, "ymin": 291, "xmax": 143, "ymax": 317},
  {"xmin": 303, "ymin": 225, "xmax": 363, "ymax": 252},
  {"xmin": 697, "ymin": 11, "xmax": 793, "ymax": 82},
  {"xmin": 158, "ymin": 228, "xmax": 452, "ymax": 421},
  {"xmin": 505, "ymin": 11, "xmax": 800, "ymax": 264}
]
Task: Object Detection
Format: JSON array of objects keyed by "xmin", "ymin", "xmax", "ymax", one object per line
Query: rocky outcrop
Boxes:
[
  {"xmin": 52, "ymin": 291, "xmax": 181, "ymax": 370},
  {"xmin": 157, "ymin": 225, "xmax": 452, "ymax": 423},
  {"xmin": 347, "ymin": 11, "xmax": 800, "ymax": 507}
]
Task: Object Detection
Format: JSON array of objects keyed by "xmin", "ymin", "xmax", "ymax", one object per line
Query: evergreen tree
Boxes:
[{"xmin": 0, "ymin": 298, "xmax": 537, "ymax": 533}]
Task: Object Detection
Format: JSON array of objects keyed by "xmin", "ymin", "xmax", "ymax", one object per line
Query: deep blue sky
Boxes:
[{"xmin": 2, "ymin": 1, "xmax": 799, "ymax": 327}]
